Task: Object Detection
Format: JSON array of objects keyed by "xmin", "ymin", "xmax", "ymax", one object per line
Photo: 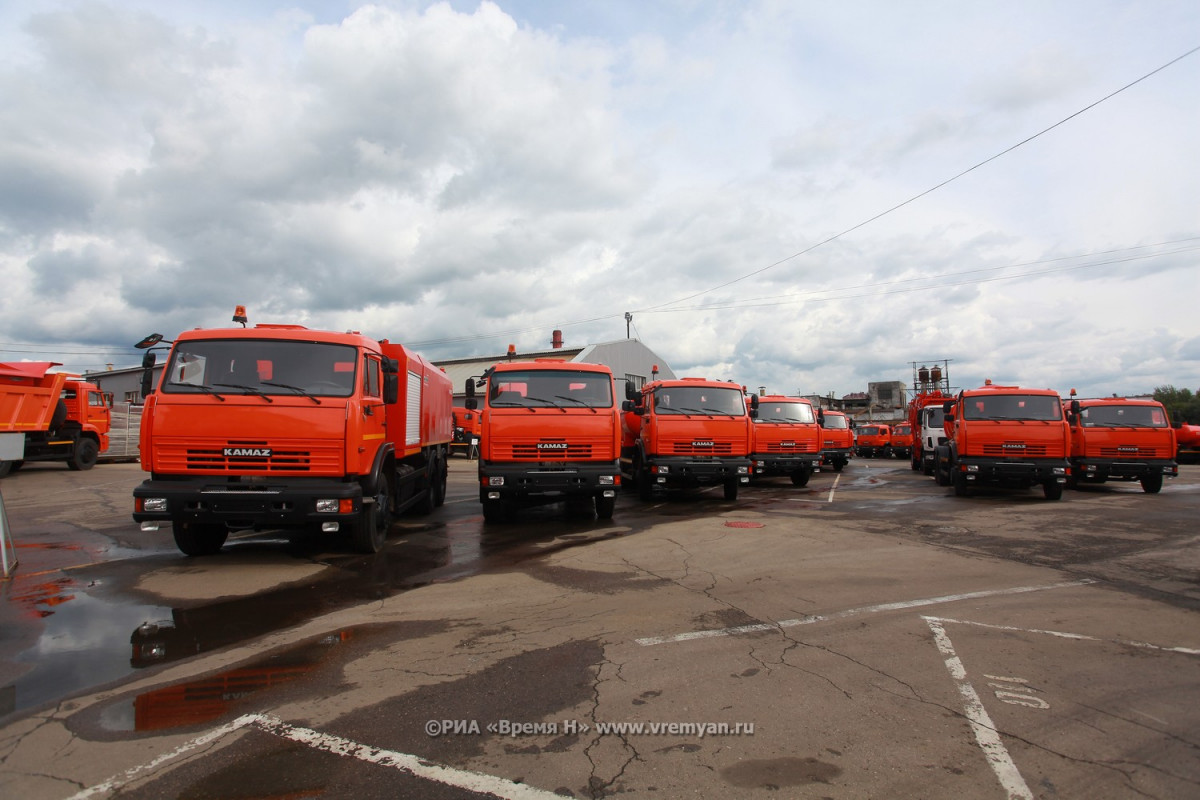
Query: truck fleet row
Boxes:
[{"xmin": 0, "ymin": 319, "xmax": 1168, "ymax": 556}]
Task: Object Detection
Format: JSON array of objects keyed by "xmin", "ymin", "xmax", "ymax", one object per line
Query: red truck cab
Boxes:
[
  {"xmin": 936, "ymin": 382, "xmax": 1070, "ymax": 499},
  {"xmin": 469, "ymin": 360, "xmax": 621, "ymax": 521},
  {"xmin": 855, "ymin": 424, "xmax": 891, "ymax": 458},
  {"xmin": 748, "ymin": 395, "xmax": 821, "ymax": 486},
  {"xmin": 1066, "ymin": 396, "xmax": 1177, "ymax": 493},
  {"xmin": 818, "ymin": 409, "xmax": 853, "ymax": 472},
  {"xmin": 622, "ymin": 377, "xmax": 752, "ymax": 500},
  {"xmin": 888, "ymin": 423, "xmax": 912, "ymax": 459}
]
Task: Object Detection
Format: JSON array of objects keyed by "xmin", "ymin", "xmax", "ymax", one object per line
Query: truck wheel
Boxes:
[
  {"xmin": 723, "ymin": 479, "xmax": 739, "ymax": 500},
  {"xmin": 482, "ymin": 498, "xmax": 507, "ymax": 523},
  {"xmin": 637, "ymin": 466, "xmax": 654, "ymax": 501},
  {"xmin": 832, "ymin": 459, "xmax": 844, "ymax": 473},
  {"xmin": 0, "ymin": 461, "xmax": 11, "ymax": 479},
  {"xmin": 68, "ymin": 438, "xmax": 100, "ymax": 471},
  {"xmin": 433, "ymin": 453, "xmax": 448, "ymax": 507},
  {"xmin": 353, "ymin": 482, "xmax": 391, "ymax": 553},
  {"xmin": 596, "ymin": 494, "xmax": 615, "ymax": 520},
  {"xmin": 1043, "ymin": 481, "xmax": 1064, "ymax": 501},
  {"xmin": 1140, "ymin": 473, "xmax": 1163, "ymax": 494},
  {"xmin": 952, "ymin": 469, "xmax": 971, "ymax": 497},
  {"xmin": 173, "ymin": 522, "xmax": 228, "ymax": 556},
  {"xmin": 790, "ymin": 470, "xmax": 810, "ymax": 487}
]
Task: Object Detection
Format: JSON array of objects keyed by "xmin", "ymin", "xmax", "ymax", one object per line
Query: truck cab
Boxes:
[
  {"xmin": 1066, "ymin": 396, "xmax": 1177, "ymax": 493},
  {"xmin": 855, "ymin": 424, "xmax": 891, "ymax": 458},
  {"xmin": 748, "ymin": 395, "xmax": 821, "ymax": 486},
  {"xmin": 622, "ymin": 377, "xmax": 752, "ymax": 500},
  {"xmin": 818, "ymin": 409, "xmax": 853, "ymax": 472},
  {"xmin": 888, "ymin": 423, "xmax": 912, "ymax": 459},
  {"xmin": 935, "ymin": 382, "xmax": 1070, "ymax": 500}
]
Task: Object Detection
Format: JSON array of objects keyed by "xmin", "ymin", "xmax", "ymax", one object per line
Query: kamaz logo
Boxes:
[
  {"xmin": 693, "ymin": 440, "xmax": 714, "ymax": 447},
  {"xmin": 537, "ymin": 442, "xmax": 569, "ymax": 450},
  {"xmin": 224, "ymin": 447, "xmax": 271, "ymax": 457},
  {"xmin": 1002, "ymin": 443, "xmax": 1025, "ymax": 449},
  {"xmin": 780, "ymin": 441, "xmax": 795, "ymax": 447},
  {"xmin": 1118, "ymin": 446, "xmax": 1138, "ymax": 452}
]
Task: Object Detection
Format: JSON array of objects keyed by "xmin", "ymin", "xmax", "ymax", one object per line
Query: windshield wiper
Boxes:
[
  {"xmin": 166, "ymin": 381, "xmax": 225, "ymax": 401},
  {"xmin": 556, "ymin": 395, "xmax": 597, "ymax": 413},
  {"xmin": 524, "ymin": 396, "xmax": 566, "ymax": 413},
  {"xmin": 214, "ymin": 383, "xmax": 274, "ymax": 403},
  {"xmin": 262, "ymin": 381, "xmax": 321, "ymax": 405}
]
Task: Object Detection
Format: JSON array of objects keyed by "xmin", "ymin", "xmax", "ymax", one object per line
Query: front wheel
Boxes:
[
  {"xmin": 595, "ymin": 494, "xmax": 615, "ymax": 520},
  {"xmin": 1140, "ymin": 473, "xmax": 1163, "ymax": 494},
  {"xmin": 723, "ymin": 479, "xmax": 739, "ymax": 501},
  {"xmin": 952, "ymin": 469, "xmax": 971, "ymax": 497},
  {"xmin": 353, "ymin": 481, "xmax": 391, "ymax": 553},
  {"xmin": 482, "ymin": 498, "xmax": 508, "ymax": 523},
  {"xmin": 790, "ymin": 470, "xmax": 810, "ymax": 487},
  {"xmin": 1043, "ymin": 481, "xmax": 1064, "ymax": 501},
  {"xmin": 173, "ymin": 522, "xmax": 228, "ymax": 556},
  {"xmin": 68, "ymin": 438, "xmax": 100, "ymax": 471},
  {"xmin": 637, "ymin": 465, "xmax": 654, "ymax": 501}
]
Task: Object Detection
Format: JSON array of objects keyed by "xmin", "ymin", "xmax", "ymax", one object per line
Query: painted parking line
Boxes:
[
  {"xmin": 69, "ymin": 713, "xmax": 561, "ymax": 800},
  {"xmin": 634, "ymin": 580, "xmax": 1094, "ymax": 646}
]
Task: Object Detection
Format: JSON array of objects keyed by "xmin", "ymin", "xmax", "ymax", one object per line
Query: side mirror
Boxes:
[
  {"xmin": 465, "ymin": 377, "xmax": 476, "ymax": 399},
  {"xmin": 749, "ymin": 395, "xmax": 759, "ymax": 410},
  {"xmin": 383, "ymin": 373, "xmax": 399, "ymax": 405},
  {"xmin": 140, "ymin": 351, "xmax": 157, "ymax": 399},
  {"xmin": 625, "ymin": 380, "xmax": 637, "ymax": 401},
  {"xmin": 944, "ymin": 412, "xmax": 955, "ymax": 423},
  {"xmin": 1070, "ymin": 399, "xmax": 1080, "ymax": 415},
  {"xmin": 942, "ymin": 401, "xmax": 954, "ymax": 413},
  {"xmin": 465, "ymin": 397, "xmax": 478, "ymax": 410},
  {"xmin": 134, "ymin": 333, "xmax": 165, "ymax": 350},
  {"xmin": 382, "ymin": 357, "xmax": 399, "ymax": 375},
  {"xmin": 817, "ymin": 408, "xmax": 825, "ymax": 425},
  {"xmin": 621, "ymin": 399, "xmax": 637, "ymax": 413}
]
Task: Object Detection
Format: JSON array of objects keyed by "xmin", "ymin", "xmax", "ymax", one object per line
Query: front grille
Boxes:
[
  {"xmin": 981, "ymin": 443, "xmax": 1049, "ymax": 457},
  {"xmin": 154, "ymin": 440, "xmax": 342, "ymax": 473},
  {"xmin": 508, "ymin": 443, "xmax": 594, "ymax": 460},
  {"xmin": 1100, "ymin": 446, "xmax": 1166, "ymax": 458},
  {"xmin": 671, "ymin": 441, "xmax": 734, "ymax": 456},
  {"xmin": 766, "ymin": 441, "xmax": 818, "ymax": 453}
]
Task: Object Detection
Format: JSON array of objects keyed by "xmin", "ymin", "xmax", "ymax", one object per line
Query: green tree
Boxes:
[{"xmin": 1153, "ymin": 385, "xmax": 1200, "ymax": 425}]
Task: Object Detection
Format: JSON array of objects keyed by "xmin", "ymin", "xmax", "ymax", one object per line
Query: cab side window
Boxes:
[{"xmin": 363, "ymin": 357, "xmax": 381, "ymax": 398}]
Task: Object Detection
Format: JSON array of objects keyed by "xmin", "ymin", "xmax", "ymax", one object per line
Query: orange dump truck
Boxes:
[
  {"xmin": 621, "ymin": 376, "xmax": 752, "ymax": 500},
  {"xmin": 935, "ymin": 381, "xmax": 1070, "ymax": 499},
  {"xmin": 0, "ymin": 361, "xmax": 111, "ymax": 477},
  {"xmin": 132, "ymin": 312, "xmax": 451, "ymax": 555},
  {"xmin": 450, "ymin": 407, "xmax": 482, "ymax": 458},
  {"xmin": 748, "ymin": 394, "xmax": 821, "ymax": 486},
  {"xmin": 1065, "ymin": 396, "xmax": 1177, "ymax": 493},
  {"xmin": 888, "ymin": 423, "xmax": 913, "ymax": 459},
  {"xmin": 466, "ymin": 359, "xmax": 621, "ymax": 522},
  {"xmin": 818, "ymin": 409, "xmax": 854, "ymax": 472}
]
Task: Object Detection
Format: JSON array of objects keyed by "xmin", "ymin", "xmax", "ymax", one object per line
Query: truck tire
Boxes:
[
  {"xmin": 433, "ymin": 451, "xmax": 448, "ymax": 507},
  {"xmin": 790, "ymin": 470, "xmax": 810, "ymax": 487},
  {"xmin": 68, "ymin": 438, "xmax": 100, "ymax": 471},
  {"xmin": 173, "ymin": 522, "xmax": 228, "ymax": 556},
  {"xmin": 416, "ymin": 452, "xmax": 442, "ymax": 515},
  {"xmin": 637, "ymin": 463, "xmax": 654, "ymax": 501},
  {"xmin": 952, "ymin": 469, "xmax": 971, "ymax": 497},
  {"xmin": 353, "ymin": 480, "xmax": 391, "ymax": 553},
  {"xmin": 832, "ymin": 459, "xmax": 844, "ymax": 473},
  {"xmin": 1140, "ymin": 473, "xmax": 1163, "ymax": 494},
  {"xmin": 596, "ymin": 494, "xmax": 615, "ymax": 520},
  {"xmin": 723, "ymin": 479, "xmax": 739, "ymax": 501},
  {"xmin": 482, "ymin": 498, "xmax": 508, "ymax": 523},
  {"xmin": 1043, "ymin": 481, "xmax": 1064, "ymax": 501},
  {"xmin": 0, "ymin": 461, "xmax": 11, "ymax": 479}
]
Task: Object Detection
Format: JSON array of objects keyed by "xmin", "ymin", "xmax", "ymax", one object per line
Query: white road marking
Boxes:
[
  {"xmin": 634, "ymin": 580, "xmax": 1093, "ymax": 646},
  {"xmin": 827, "ymin": 473, "xmax": 841, "ymax": 503},
  {"xmin": 929, "ymin": 616, "xmax": 1200, "ymax": 655},
  {"xmin": 68, "ymin": 713, "xmax": 562, "ymax": 800},
  {"xmin": 924, "ymin": 617, "xmax": 1035, "ymax": 800}
]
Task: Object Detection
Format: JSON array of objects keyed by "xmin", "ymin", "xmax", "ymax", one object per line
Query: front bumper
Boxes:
[
  {"xmin": 133, "ymin": 476, "xmax": 364, "ymax": 531},
  {"xmin": 1070, "ymin": 458, "xmax": 1178, "ymax": 482},
  {"xmin": 956, "ymin": 457, "xmax": 1070, "ymax": 488},
  {"xmin": 478, "ymin": 459, "xmax": 621, "ymax": 501},
  {"xmin": 751, "ymin": 453, "xmax": 820, "ymax": 475},
  {"xmin": 644, "ymin": 455, "xmax": 751, "ymax": 488}
]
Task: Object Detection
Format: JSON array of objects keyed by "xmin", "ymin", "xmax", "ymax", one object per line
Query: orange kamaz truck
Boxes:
[
  {"xmin": 855, "ymin": 424, "xmax": 891, "ymax": 458},
  {"xmin": 818, "ymin": 409, "xmax": 854, "ymax": 472},
  {"xmin": 1065, "ymin": 395, "xmax": 1177, "ymax": 493},
  {"xmin": 888, "ymin": 423, "xmax": 912, "ymax": 459},
  {"xmin": 132, "ymin": 310, "xmax": 451, "ymax": 555},
  {"xmin": 621, "ymin": 376, "xmax": 752, "ymax": 500},
  {"xmin": 0, "ymin": 362, "xmax": 111, "ymax": 477},
  {"xmin": 748, "ymin": 394, "xmax": 821, "ymax": 486},
  {"xmin": 466, "ymin": 359, "xmax": 621, "ymax": 522},
  {"xmin": 934, "ymin": 381, "xmax": 1070, "ymax": 500}
]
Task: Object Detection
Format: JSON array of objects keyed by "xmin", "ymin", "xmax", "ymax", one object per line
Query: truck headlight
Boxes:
[
  {"xmin": 141, "ymin": 497, "xmax": 168, "ymax": 512},
  {"xmin": 488, "ymin": 476, "xmax": 505, "ymax": 487},
  {"xmin": 316, "ymin": 498, "xmax": 339, "ymax": 513},
  {"xmin": 737, "ymin": 465, "xmax": 750, "ymax": 475},
  {"xmin": 966, "ymin": 464, "xmax": 979, "ymax": 473},
  {"xmin": 1053, "ymin": 467, "xmax": 1067, "ymax": 476},
  {"xmin": 599, "ymin": 475, "xmax": 615, "ymax": 485}
]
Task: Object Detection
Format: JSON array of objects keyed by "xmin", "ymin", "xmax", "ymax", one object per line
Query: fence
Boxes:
[{"xmin": 102, "ymin": 403, "xmax": 142, "ymax": 462}]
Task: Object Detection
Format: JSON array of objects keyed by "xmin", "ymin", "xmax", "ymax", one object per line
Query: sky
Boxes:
[{"xmin": 1, "ymin": 0, "xmax": 1198, "ymax": 400}]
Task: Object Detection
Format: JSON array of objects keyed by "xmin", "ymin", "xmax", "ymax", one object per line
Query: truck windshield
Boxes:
[
  {"xmin": 924, "ymin": 407, "xmax": 945, "ymax": 428},
  {"xmin": 821, "ymin": 415, "xmax": 848, "ymax": 429},
  {"xmin": 162, "ymin": 339, "xmax": 358, "ymax": 397},
  {"xmin": 963, "ymin": 394, "xmax": 1061, "ymax": 421},
  {"xmin": 756, "ymin": 402, "xmax": 815, "ymax": 424},
  {"xmin": 1080, "ymin": 405, "xmax": 1168, "ymax": 428},
  {"xmin": 653, "ymin": 386, "xmax": 745, "ymax": 416},
  {"xmin": 488, "ymin": 369, "xmax": 613, "ymax": 408}
]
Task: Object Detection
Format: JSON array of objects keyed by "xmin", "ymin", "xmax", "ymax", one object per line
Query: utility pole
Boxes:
[{"xmin": 625, "ymin": 312, "xmax": 633, "ymax": 339}]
